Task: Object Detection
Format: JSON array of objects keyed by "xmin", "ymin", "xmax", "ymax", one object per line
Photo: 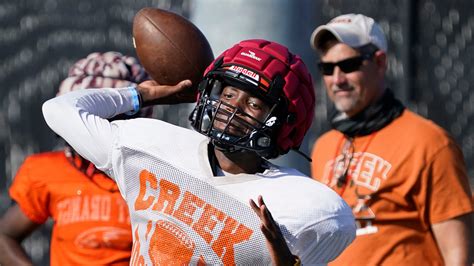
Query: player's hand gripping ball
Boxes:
[{"xmin": 133, "ymin": 7, "xmax": 214, "ymax": 102}]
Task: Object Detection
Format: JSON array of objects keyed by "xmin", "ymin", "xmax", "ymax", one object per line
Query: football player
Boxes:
[
  {"xmin": 0, "ymin": 52, "xmax": 150, "ymax": 265},
  {"xmin": 42, "ymin": 40, "xmax": 356, "ymax": 265}
]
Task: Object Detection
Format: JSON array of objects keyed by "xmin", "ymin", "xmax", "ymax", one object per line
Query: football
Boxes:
[{"xmin": 132, "ymin": 7, "xmax": 214, "ymax": 102}]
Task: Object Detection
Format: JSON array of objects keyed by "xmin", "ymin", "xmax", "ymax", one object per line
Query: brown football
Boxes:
[{"xmin": 132, "ymin": 7, "xmax": 214, "ymax": 102}]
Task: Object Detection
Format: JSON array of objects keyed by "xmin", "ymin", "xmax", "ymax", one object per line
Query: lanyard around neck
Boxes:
[{"xmin": 329, "ymin": 132, "xmax": 377, "ymax": 196}]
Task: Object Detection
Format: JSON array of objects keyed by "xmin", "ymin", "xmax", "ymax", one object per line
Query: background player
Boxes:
[{"xmin": 0, "ymin": 51, "xmax": 151, "ymax": 265}]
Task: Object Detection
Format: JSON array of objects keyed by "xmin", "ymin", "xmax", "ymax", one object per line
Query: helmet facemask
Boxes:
[
  {"xmin": 190, "ymin": 73, "xmax": 286, "ymax": 159},
  {"xmin": 190, "ymin": 39, "xmax": 316, "ymax": 160}
]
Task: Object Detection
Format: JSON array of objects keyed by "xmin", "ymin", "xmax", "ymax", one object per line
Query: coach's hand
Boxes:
[
  {"xmin": 137, "ymin": 79, "xmax": 193, "ymax": 105},
  {"xmin": 250, "ymin": 195, "xmax": 299, "ymax": 266}
]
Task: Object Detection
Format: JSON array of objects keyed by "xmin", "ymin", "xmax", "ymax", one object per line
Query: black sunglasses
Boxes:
[{"xmin": 318, "ymin": 53, "xmax": 374, "ymax": 76}]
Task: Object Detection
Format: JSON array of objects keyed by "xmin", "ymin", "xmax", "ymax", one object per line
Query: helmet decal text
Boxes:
[
  {"xmin": 240, "ymin": 50, "xmax": 262, "ymax": 61},
  {"xmin": 228, "ymin": 65, "xmax": 260, "ymax": 82}
]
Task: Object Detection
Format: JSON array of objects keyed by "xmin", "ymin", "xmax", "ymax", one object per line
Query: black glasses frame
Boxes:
[{"xmin": 317, "ymin": 52, "xmax": 375, "ymax": 76}]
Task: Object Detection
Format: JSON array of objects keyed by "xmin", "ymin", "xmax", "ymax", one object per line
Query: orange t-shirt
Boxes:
[
  {"xmin": 9, "ymin": 151, "xmax": 132, "ymax": 266},
  {"xmin": 311, "ymin": 110, "xmax": 473, "ymax": 265}
]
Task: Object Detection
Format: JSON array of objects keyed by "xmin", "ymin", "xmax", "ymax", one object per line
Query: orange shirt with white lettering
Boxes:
[
  {"xmin": 311, "ymin": 110, "xmax": 473, "ymax": 265},
  {"xmin": 9, "ymin": 151, "xmax": 132, "ymax": 266}
]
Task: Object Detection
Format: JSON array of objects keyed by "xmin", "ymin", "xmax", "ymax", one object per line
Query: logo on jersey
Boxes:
[
  {"xmin": 56, "ymin": 194, "xmax": 130, "ymax": 226},
  {"xmin": 132, "ymin": 170, "xmax": 255, "ymax": 265},
  {"xmin": 240, "ymin": 50, "xmax": 262, "ymax": 61},
  {"xmin": 323, "ymin": 152, "xmax": 392, "ymax": 192},
  {"xmin": 74, "ymin": 226, "xmax": 132, "ymax": 250}
]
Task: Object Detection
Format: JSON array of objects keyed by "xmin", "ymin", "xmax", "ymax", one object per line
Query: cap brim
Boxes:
[
  {"xmin": 311, "ymin": 24, "xmax": 352, "ymax": 51},
  {"xmin": 312, "ymin": 22, "xmax": 376, "ymax": 53}
]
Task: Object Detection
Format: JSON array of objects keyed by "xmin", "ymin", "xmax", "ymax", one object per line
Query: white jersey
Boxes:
[{"xmin": 42, "ymin": 88, "xmax": 356, "ymax": 265}]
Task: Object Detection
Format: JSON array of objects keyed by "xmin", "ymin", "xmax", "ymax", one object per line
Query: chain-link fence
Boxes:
[
  {"xmin": 0, "ymin": 1, "xmax": 190, "ymax": 264},
  {"xmin": 0, "ymin": 0, "xmax": 472, "ymax": 264},
  {"xmin": 310, "ymin": 0, "xmax": 473, "ymax": 183}
]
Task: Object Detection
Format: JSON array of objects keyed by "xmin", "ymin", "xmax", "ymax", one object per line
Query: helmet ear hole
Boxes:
[{"xmin": 287, "ymin": 113, "xmax": 297, "ymax": 124}]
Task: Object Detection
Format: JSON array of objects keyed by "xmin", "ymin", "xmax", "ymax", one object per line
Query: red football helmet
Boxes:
[{"xmin": 189, "ymin": 39, "xmax": 315, "ymax": 159}]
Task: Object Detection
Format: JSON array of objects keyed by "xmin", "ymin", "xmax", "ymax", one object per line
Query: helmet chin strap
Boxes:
[
  {"xmin": 210, "ymin": 129, "xmax": 245, "ymax": 153},
  {"xmin": 212, "ymin": 139, "xmax": 246, "ymax": 154}
]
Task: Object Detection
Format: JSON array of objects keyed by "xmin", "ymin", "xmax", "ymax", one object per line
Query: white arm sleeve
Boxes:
[{"xmin": 42, "ymin": 87, "xmax": 137, "ymax": 172}]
